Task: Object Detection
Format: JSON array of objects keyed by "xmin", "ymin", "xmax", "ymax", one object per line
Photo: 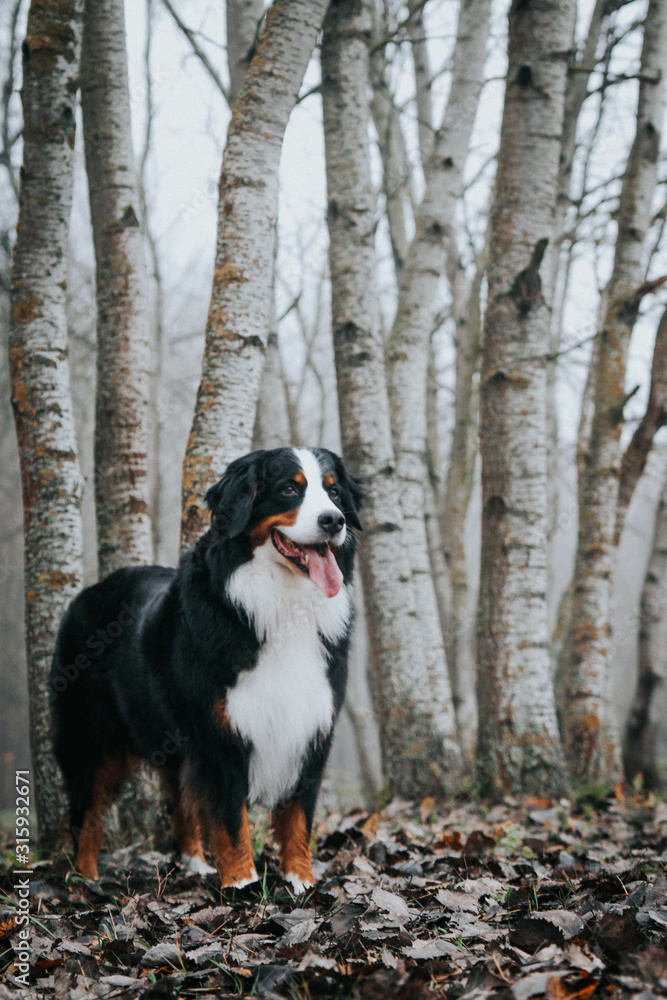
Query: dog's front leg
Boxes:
[
  {"xmin": 209, "ymin": 800, "xmax": 258, "ymax": 888},
  {"xmin": 272, "ymin": 799, "xmax": 315, "ymax": 894}
]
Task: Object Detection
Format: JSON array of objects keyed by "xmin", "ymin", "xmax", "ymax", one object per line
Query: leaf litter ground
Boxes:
[{"xmin": 2, "ymin": 792, "xmax": 667, "ymax": 998}]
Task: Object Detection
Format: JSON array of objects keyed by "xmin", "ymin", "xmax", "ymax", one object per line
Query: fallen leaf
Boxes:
[
  {"xmin": 402, "ymin": 938, "xmax": 462, "ymax": 959},
  {"xmin": 436, "ymin": 888, "xmax": 479, "ymax": 913},
  {"xmin": 141, "ymin": 941, "xmax": 183, "ymax": 966},
  {"xmin": 513, "ymin": 971, "xmax": 568, "ymax": 999},
  {"xmin": 371, "ymin": 887, "xmax": 412, "ymax": 923}
]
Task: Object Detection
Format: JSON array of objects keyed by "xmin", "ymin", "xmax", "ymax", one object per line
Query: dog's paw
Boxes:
[
  {"xmin": 221, "ymin": 867, "xmax": 259, "ymax": 889},
  {"xmin": 181, "ymin": 853, "xmax": 216, "ymax": 876},
  {"xmin": 285, "ymin": 872, "xmax": 314, "ymax": 895},
  {"xmin": 75, "ymin": 860, "xmax": 100, "ymax": 880}
]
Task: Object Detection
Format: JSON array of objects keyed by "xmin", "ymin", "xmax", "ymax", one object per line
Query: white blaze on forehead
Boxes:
[
  {"xmin": 290, "ymin": 447, "xmax": 344, "ymax": 544},
  {"xmin": 294, "ymin": 447, "xmax": 331, "ymax": 508}
]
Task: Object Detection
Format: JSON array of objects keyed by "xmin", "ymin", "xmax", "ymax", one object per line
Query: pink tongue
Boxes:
[{"xmin": 307, "ymin": 546, "xmax": 343, "ymax": 598}]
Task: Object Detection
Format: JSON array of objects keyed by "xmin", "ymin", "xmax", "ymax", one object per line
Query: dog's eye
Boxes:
[
  {"xmin": 328, "ymin": 486, "xmax": 339, "ymax": 499},
  {"xmin": 282, "ymin": 484, "xmax": 298, "ymax": 496}
]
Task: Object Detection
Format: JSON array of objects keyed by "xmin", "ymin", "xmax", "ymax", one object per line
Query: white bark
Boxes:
[
  {"xmin": 546, "ymin": 0, "xmax": 608, "ymax": 585},
  {"xmin": 81, "ymin": 0, "xmax": 154, "ymax": 577},
  {"xmin": 425, "ymin": 346, "xmax": 451, "ymax": 637},
  {"xmin": 322, "ymin": 0, "xmax": 461, "ymax": 798},
  {"xmin": 562, "ymin": 0, "xmax": 667, "ymax": 786},
  {"xmin": 139, "ymin": 0, "xmax": 165, "ymax": 560},
  {"xmin": 369, "ymin": 27, "xmax": 411, "ymax": 271},
  {"xmin": 385, "ymin": 0, "xmax": 491, "ymax": 770},
  {"xmin": 9, "ymin": 0, "xmax": 85, "ymax": 843},
  {"xmin": 181, "ymin": 0, "xmax": 327, "ymax": 550},
  {"xmin": 407, "ymin": 0, "xmax": 433, "ymax": 166},
  {"xmin": 253, "ymin": 331, "xmax": 291, "ymax": 448},
  {"xmin": 226, "ymin": 0, "xmax": 263, "ymax": 100},
  {"xmin": 477, "ymin": 0, "xmax": 575, "ymax": 796},
  {"xmin": 230, "ymin": 0, "xmax": 290, "ymax": 451},
  {"xmin": 442, "ymin": 257, "xmax": 485, "ymax": 756}
]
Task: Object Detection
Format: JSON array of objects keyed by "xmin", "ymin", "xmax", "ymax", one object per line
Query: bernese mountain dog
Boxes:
[{"xmin": 49, "ymin": 447, "xmax": 362, "ymax": 892}]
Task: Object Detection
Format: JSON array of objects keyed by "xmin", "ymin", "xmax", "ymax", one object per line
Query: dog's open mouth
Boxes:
[{"xmin": 271, "ymin": 529, "xmax": 343, "ymax": 598}]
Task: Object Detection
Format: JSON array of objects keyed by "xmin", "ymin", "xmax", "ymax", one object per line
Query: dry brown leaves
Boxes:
[{"xmin": 2, "ymin": 791, "xmax": 667, "ymax": 999}]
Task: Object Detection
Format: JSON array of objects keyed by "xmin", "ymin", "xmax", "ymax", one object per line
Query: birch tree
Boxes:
[
  {"xmin": 562, "ymin": 0, "xmax": 667, "ymax": 786},
  {"xmin": 368, "ymin": 16, "xmax": 411, "ymax": 273},
  {"xmin": 546, "ymin": 0, "xmax": 609, "ymax": 578},
  {"xmin": 180, "ymin": 0, "xmax": 328, "ymax": 551},
  {"xmin": 8, "ymin": 0, "xmax": 84, "ymax": 843},
  {"xmin": 81, "ymin": 0, "xmax": 153, "ymax": 578},
  {"xmin": 406, "ymin": 0, "xmax": 433, "ymax": 165},
  {"xmin": 477, "ymin": 0, "xmax": 575, "ymax": 796},
  {"xmin": 385, "ymin": 0, "xmax": 491, "ymax": 753},
  {"xmin": 138, "ymin": 0, "xmax": 165, "ymax": 558},
  {"xmin": 322, "ymin": 0, "xmax": 462, "ymax": 797},
  {"xmin": 441, "ymin": 253, "xmax": 486, "ymax": 744},
  {"xmin": 226, "ymin": 0, "xmax": 263, "ymax": 100},
  {"xmin": 253, "ymin": 329, "xmax": 291, "ymax": 449},
  {"xmin": 226, "ymin": 0, "xmax": 292, "ymax": 452}
]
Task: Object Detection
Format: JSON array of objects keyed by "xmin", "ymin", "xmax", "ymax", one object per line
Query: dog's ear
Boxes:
[
  {"xmin": 333, "ymin": 453, "xmax": 363, "ymax": 531},
  {"xmin": 205, "ymin": 452, "xmax": 264, "ymax": 540}
]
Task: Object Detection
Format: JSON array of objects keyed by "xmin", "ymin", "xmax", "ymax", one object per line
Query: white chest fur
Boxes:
[{"xmin": 225, "ymin": 546, "xmax": 352, "ymax": 807}]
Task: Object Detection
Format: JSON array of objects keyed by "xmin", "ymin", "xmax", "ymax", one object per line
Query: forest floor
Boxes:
[{"xmin": 1, "ymin": 792, "xmax": 667, "ymax": 998}]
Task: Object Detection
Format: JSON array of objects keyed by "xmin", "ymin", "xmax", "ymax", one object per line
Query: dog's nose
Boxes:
[{"xmin": 318, "ymin": 511, "xmax": 345, "ymax": 535}]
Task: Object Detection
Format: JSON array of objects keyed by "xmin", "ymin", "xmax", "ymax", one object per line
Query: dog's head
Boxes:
[{"xmin": 204, "ymin": 447, "xmax": 363, "ymax": 598}]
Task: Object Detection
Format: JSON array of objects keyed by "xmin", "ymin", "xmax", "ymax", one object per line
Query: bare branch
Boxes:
[
  {"xmin": 407, "ymin": 0, "xmax": 433, "ymax": 167},
  {"xmin": 1, "ymin": 0, "xmax": 25, "ymax": 199},
  {"xmin": 160, "ymin": 0, "xmax": 230, "ymax": 105}
]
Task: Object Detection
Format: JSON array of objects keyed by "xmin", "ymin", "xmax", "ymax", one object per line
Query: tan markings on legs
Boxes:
[
  {"xmin": 214, "ymin": 696, "xmax": 234, "ymax": 731},
  {"xmin": 75, "ymin": 756, "xmax": 130, "ymax": 879},
  {"xmin": 250, "ymin": 509, "xmax": 299, "ymax": 548},
  {"xmin": 210, "ymin": 803, "xmax": 257, "ymax": 887},
  {"xmin": 272, "ymin": 800, "xmax": 314, "ymax": 887}
]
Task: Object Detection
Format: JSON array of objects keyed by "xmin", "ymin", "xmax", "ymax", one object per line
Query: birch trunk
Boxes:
[
  {"xmin": 442, "ymin": 259, "xmax": 484, "ymax": 752},
  {"xmin": 81, "ymin": 0, "xmax": 153, "ymax": 578},
  {"xmin": 562, "ymin": 0, "xmax": 667, "ymax": 786},
  {"xmin": 180, "ymin": 0, "xmax": 327, "ymax": 550},
  {"xmin": 554, "ymin": 318, "xmax": 603, "ymax": 714},
  {"xmin": 139, "ymin": 0, "xmax": 165, "ymax": 560},
  {"xmin": 407, "ymin": 0, "xmax": 433, "ymax": 166},
  {"xmin": 477, "ymin": 0, "xmax": 574, "ymax": 796},
  {"xmin": 546, "ymin": 0, "xmax": 608, "ymax": 586},
  {"xmin": 554, "ymin": 311, "xmax": 600, "ymax": 699},
  {"xmin": 552, "ymin": 0, "xmax": 608, "ymax": 283},
  {"xmin": 228, "ymin": 0, "xmax": 290, "ymax": 451},
  {"xmin": 369, "ymin": 35, "xmax": 410, "ymax": 272},
  {"xmin": 226, "ymin": 0, "xmax": 263, "ymax": 100},
  {"xmin": 425, "ymin": 348, "xmax": 451, "ymax": 636},
  {"xmin": 384, "ymin": 0, "xmax": 491, "ymax": 770},
  {"xmin": 9, "ymin": 0, "xmax": 84, "ymax": 843},
  {"xmin": 322, "ymin": 0, "xmax": 460, "ymax": 798},
  {"xmin": 624, "ymin": 459, "xmax": 667, "ymax": 790},
  {"xmin": 253, "ymin": 331, "xmax": 291, "ymax": 448}
]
